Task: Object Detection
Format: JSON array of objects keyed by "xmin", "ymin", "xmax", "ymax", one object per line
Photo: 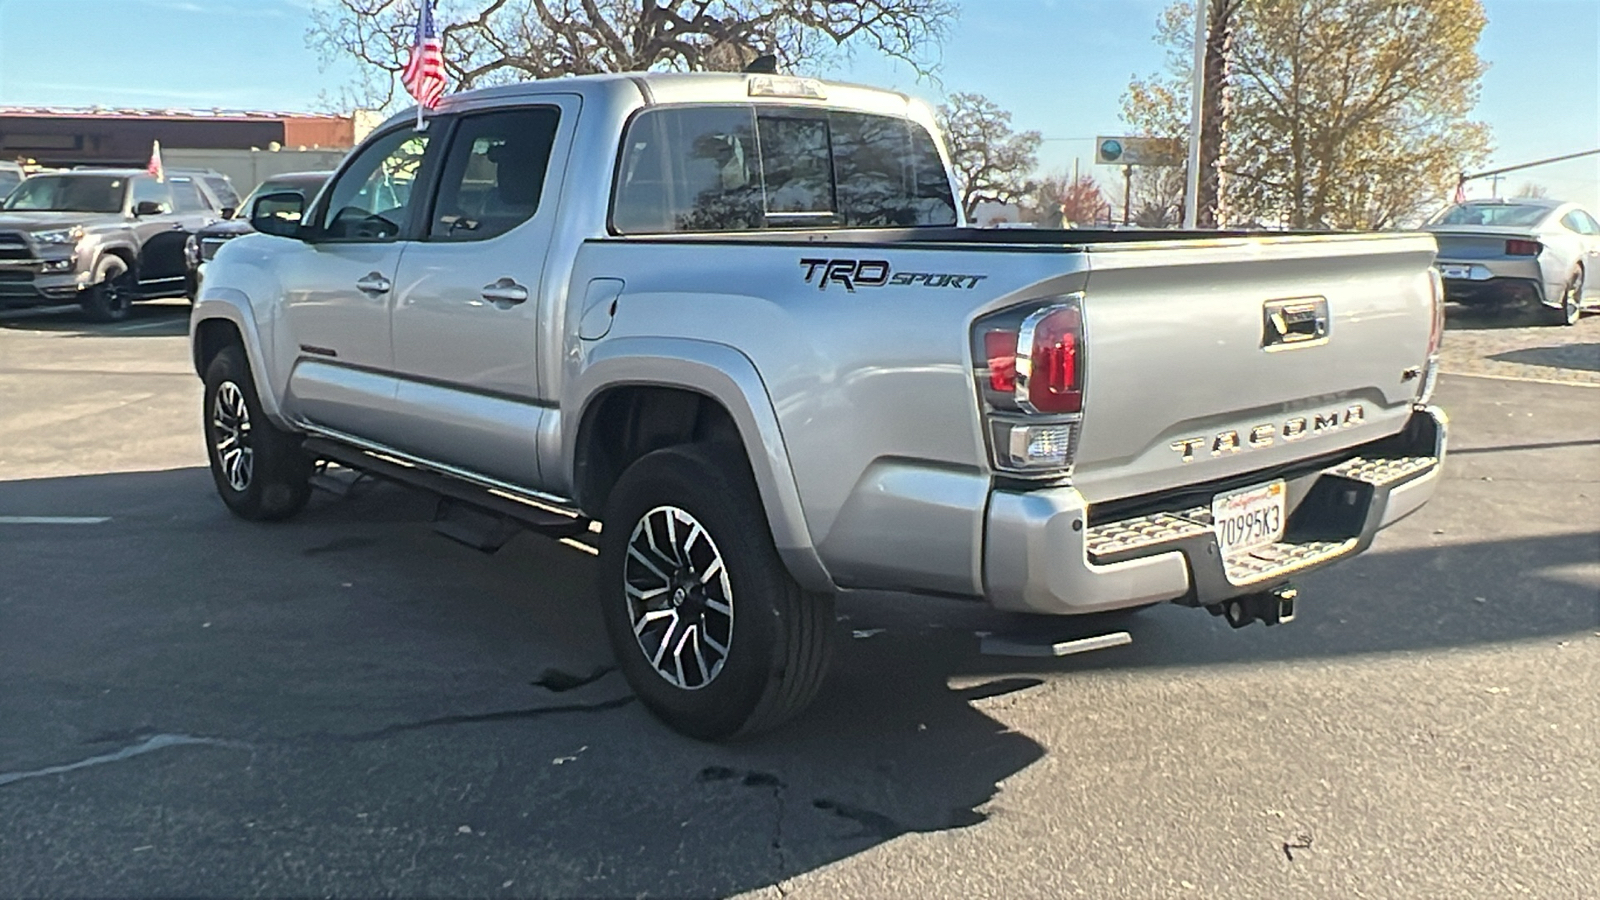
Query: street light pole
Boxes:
[{"xmin": 1182, "ymin": 0, "xmax": 1207, "ymax": 230}]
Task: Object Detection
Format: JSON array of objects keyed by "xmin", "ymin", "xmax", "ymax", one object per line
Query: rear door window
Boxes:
[
  {"xmin": 612, "ymin": 105, "xmax": 957, "ymax": 234},
  {"xmin": 1561, "ymin": 211, "xmax": 1600, "ymax": 235},
  {"xmin": 428, "ymin": 106, "xmax": 561, "ymax": 241}
]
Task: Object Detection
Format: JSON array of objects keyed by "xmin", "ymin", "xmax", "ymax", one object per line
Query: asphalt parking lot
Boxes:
[{"xmin": 1, "ymin": 299, "xmax": 1596, "ymax": 899}]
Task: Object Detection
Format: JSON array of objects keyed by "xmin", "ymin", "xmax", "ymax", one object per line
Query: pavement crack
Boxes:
[
  {"xmin": 530, "ymin": 664, "xmax": 616, "ymax": 692},
  {"xmin": 0, "ymin": 734, "xmax": 252, "ymax": 788},
  {"xmin": 337, "ymin": 695, "xmax": 635, "ymax": 742}
]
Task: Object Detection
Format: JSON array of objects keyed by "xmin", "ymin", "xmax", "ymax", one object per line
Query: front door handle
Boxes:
[
  {"xmin": 355, "ymin": 272, "xmax": 391, "ymax": 294},
  {"xmin": 481, "ymin": 278, "xmax": 529, "ymax": 307}
]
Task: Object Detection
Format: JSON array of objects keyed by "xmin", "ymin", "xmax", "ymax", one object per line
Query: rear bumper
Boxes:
[
  {"xmin": 1440, "ymin": 275, "xmax": 1546, "ymax": 306},
  {"xmin": 983, "ymin": 405, "xmax": 1448, "ymax": 615}
]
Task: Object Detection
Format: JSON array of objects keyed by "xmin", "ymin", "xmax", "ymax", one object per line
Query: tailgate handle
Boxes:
[{"xmin": 1263, "ymin": 298, "xmax": 1329, "ymax": 349}]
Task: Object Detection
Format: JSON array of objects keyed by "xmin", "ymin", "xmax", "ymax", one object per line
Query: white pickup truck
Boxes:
[{"xmin": 190, "ymin": 72, "xmax": 1447, "ymax": 740}]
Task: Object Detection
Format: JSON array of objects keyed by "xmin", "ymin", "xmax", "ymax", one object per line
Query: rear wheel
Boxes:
[
  {"xmin": 1541, "ymin": 269, "xmax": 1583, "ymax": 326},
  {"xmin": 78, "ymin": 256, "xmax": 134, "ymax": 323},
  {"xmin": 203, "ymin": 344, "xmax": 312, "ymax": 521},
  {"xmin": 599, "ymin": 444, "xmax": 835, "ymax": 741}
]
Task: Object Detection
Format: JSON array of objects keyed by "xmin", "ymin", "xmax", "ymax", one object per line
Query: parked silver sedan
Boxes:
[{"xmin": 1425, "ymin": 198, "xmax": 1600, "ymax": 325}]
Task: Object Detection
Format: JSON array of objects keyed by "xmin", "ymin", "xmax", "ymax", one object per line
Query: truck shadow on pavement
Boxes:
[
  {"xmin": 1489, "ymin": 343, "xmax": 1600, "ymax": 372},
  {"xmin": 1, "ymin": 464, "xmax": 1595, "ymax": 896},
  {"xmin": 0, "ymin": 300, "xmax": 190, "ymax": 337}
]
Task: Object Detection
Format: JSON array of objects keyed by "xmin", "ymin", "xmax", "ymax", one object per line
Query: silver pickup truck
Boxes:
[{"xmin": 190, "ymin": 72, "xmax": 1447, "ymax": 740}]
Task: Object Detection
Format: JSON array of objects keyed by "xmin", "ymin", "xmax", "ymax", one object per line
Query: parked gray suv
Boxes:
[{"xmin": 0, "ymin": 169, "xmax": 219, "ymax": 321}]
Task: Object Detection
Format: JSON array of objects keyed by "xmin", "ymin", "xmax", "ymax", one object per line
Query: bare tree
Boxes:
[
  {"xmin": 937, "ymin": 92, "xmax": 1042, "ymax": 218},
  {"xmin": 309, "ymin": 0, "xmax": 955, "ymax": 108},
  {"xmin": 1123, "ymin": 0, "xmax": 1492, "ymax": 230},
  {"xmin": 1513, "ymin": 181, "xmax": 1549, "ymax": 199}
]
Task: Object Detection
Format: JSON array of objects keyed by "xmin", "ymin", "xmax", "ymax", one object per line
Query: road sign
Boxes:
[{"xmin": 1096, "ymin": 136, "xmax": 1184, "ymax": 166}]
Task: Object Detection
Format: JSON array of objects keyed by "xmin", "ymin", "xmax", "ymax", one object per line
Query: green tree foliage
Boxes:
[
  {"xmin": 310, "ymin": 0, "xmax": 955, "ymax": 108},
  {"xmin": 937, "ymin": 92, "xmax": 1043, "ymax": 218},
  {"xmin": 1122, "ymin": 0, "xmax": 1493, "ymax": 229}
]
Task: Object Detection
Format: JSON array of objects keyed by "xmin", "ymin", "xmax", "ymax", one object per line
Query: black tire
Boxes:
[
  {"xmin": 202, "ymin": 344, "xmax": 312, "ymax": 521},
  {"xmin": 78, "ymin": 256, "xmax": 134, "ymax": 323},
  {"xmin": 1541, "ymin": 269, "xmax": 1583, "ymax": 326},
  {"xmin": 599, "ymin": 444, "xmax": 835, "ymax": 741}
]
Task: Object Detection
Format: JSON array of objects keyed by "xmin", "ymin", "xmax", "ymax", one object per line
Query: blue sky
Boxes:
[{"xmin": 0, "ymin": 0, "xmax": 1594, "ymax": 209}]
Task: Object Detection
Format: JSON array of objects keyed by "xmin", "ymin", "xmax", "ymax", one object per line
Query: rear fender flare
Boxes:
[{"xmin": 564, "ymin": 336, "xmax": 832, "ymax": 592}]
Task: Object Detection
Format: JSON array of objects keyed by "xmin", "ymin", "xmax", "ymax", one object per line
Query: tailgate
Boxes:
[
  {"xmin": 1429, "ymin": 229, "xmax": 1525, "ymax": 261},
  {"xmin": 1071, "ymin": 233, "xmax": 1437, "ymax": 504}
]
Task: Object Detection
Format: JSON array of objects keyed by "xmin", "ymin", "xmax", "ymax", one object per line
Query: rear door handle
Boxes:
[
  {"xmin": 481, "ymin": 278, "xmax": 529, "ymax": 307},
  {"xmin": 355, "ymin": 272, "xmax": 391, "ymax": 294}
]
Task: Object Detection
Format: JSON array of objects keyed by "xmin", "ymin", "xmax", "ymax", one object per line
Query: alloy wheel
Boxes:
[
  {"xmin": 623, "ymin": 504, "xmax": 734, "ymax": 690},
  {"xmin": 211, "ymin": 380, "xmax": 254, "ymax": 492}
]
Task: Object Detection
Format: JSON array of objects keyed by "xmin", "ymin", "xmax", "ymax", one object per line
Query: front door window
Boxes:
[{"xmin": 318, "ymin": 129, "xmax": 432, "ymax": 240}]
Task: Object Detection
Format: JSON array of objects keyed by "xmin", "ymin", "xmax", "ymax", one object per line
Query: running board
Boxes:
[
  {"xmin": 979, "ymin": 630, "xmax": 1132, "ymax": 658},
  {"xmin": 302, "ymin": 437, "xmax": 590, "ymax": 541}
]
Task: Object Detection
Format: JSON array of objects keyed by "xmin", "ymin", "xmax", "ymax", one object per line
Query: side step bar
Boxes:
[{"xmin": 302, "ymin": 437, "xmax": 591, "ymax": 546}]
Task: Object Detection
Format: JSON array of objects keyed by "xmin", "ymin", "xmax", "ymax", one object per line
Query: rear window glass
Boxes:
[
  {"xmin": 1429, "ymin": 203, "xmax": 1551, "ymax": 228},
  {"xmin": 170, "ymin": 179, "xmax": 211, "ymax": 212},
  {"xmin": 612, "ymin": 105, "xmax": 957, "ymax": 234}
]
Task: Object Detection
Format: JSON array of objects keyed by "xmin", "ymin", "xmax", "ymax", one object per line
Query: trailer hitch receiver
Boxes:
[{"xmin": 1212, "ymin": 584, "xmax": 1298, "ymax": 629}]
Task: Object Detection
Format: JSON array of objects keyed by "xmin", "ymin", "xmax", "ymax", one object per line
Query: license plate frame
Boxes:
[
  {"xmin": 1437, "ymin": 263, "xmax": 1472, "ymax": 280},
  {"xmin": 1211, "ymin": 479, "xmax": 1287, "ymax": 559}
]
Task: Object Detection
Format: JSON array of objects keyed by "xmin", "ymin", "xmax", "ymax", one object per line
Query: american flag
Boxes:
[{"xmin": 401, "ymin": 0, "xmax": 446, "ymax": 110}]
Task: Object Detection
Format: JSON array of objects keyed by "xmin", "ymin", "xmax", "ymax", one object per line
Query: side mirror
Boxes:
[
  {"xmin": 250, "ymin": 191, "xmax": 307, "ymax": 238},
  {"xmin": 133, "ymin": 200, "xmax": 166, "ymax": 217},
  {"xmin": 220, "ymin": 206, "xmax": 237, "ymax": 219}
]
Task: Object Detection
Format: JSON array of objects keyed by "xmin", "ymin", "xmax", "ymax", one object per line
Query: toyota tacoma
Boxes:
[{"xmin": 190, "ymin": 73, "xmax": 1448, "ymax": 740}]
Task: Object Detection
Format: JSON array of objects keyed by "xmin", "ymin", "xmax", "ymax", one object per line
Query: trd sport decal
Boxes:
[{"xmin": 800, "ymin": 258, "xmax": 988, "ymax": 292}]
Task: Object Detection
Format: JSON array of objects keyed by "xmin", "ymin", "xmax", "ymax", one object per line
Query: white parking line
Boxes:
[
  {"xmin": 0, "ymin": 516, "xmax": 111, "ymax": 525},
  {"xmin": 115, "ymin": 318, "xmax": 186, "ymax": 332}
]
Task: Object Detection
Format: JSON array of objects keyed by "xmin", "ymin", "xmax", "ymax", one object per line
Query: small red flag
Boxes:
[
  {"xmin": 402, "ymin": 0, "xmax": 447, "ymax": 110},
  {"xmin": 146, "ymin": 140, "xmax": 164, "ymax": 182}
]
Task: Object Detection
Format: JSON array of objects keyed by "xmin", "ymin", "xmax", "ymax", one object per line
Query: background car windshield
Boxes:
[
  {"xmin": 2, "ymin": 174, "xmax": 126, "ymax": 213},
  {"xmin": 1429, "ymin": 203, "xmax": 1551, "ymax": 228}
]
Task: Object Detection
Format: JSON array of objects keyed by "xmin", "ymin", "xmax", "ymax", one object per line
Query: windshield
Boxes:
[
  {"xmin": 1429, "ymin": 203, "xmax": 1551, "ymax": 228},
  {"xmin": 2, "ymin": 175, "xmax": 127, "ymax": 213}
]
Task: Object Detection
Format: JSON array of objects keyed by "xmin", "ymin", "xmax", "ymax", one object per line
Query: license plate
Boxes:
[
  {"xmin": 1212, "ymin": 480, "xmax": 1286, "ymax": 558},
  {"xmin": 1437, "ymin": 263, "xmax": 1472, "ymax": 280}
]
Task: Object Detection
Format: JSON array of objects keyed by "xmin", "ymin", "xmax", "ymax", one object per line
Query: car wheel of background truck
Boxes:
[
  {"xmin": 203, "ymin": 345, "xmax": 312, "ymax": 521},
  {"xmin": 78, "ymin": 256, "xmax": 134, "ymax": 323},
  {"xmin": 599, "ymin": 444, "xmax": 835, "ymax": 741},
  {"xmin": 1542, "ymin": 269, "xmax": 1583, "ymax": 326}
]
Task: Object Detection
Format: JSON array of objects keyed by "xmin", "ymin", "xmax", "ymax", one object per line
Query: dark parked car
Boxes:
[
  {"xmin": 171, "ymin": 168, "xmax": 242, "ymax": 214},
  {"xmin": 188, "ymin": 171, "xmax": 331, "ymax": 274},
  {"xmin": 0, "ymin": 169, "xmax": 222, "ymax": 321},
  {"xmin": 0, "ymin": 162, "xmax": 24, "ymax": 200}
]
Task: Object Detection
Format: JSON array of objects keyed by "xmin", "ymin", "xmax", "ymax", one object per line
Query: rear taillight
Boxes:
[
  {"xmin": 972, "ymin": 298, "xmax": 1086, "ymax": 475},
  {"xmin": 1426, "ymin": 268, "xmax": 1445, "ymax": 357},
  {"xmin": 984, "ymin": 330, "xmax": 1018, "ymax": 392},
  {"xmin": 1505, "ymin": 239, "xmax": 1541, "ymax": 256},
  {"xmin": 1017, "ymin": 305, "xmax": 1084, "ymax": 414}
]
